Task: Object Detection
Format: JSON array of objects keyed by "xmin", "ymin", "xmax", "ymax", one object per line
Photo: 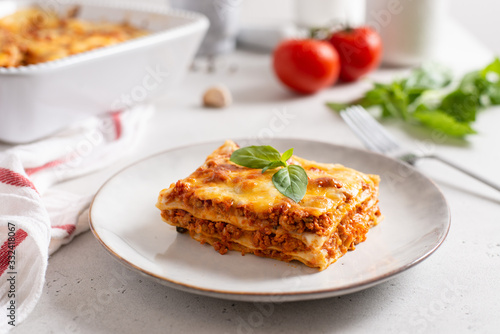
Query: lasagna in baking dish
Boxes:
[
  {"xmin": 156, "ymin": 140, "xmax": 382, "ymax": 270},
  {"xmin": 0, "ymin": 7, "xmax": 147, "ymax": 67}
]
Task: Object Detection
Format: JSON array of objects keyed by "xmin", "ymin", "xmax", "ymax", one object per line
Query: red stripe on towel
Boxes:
[
  {"xmin": 111, "ymin": 111, "xmax": 122, "ymax": 140},
  {"xmin": 52, "ymin": 224, "xmax": 76, "ymax": 236},
  {"xmin": 0, "ymin": 168, "xmax": 38, "ymax": 193},
  {"xmin": 25, "ymin": 159, "xmax": 66, "ymax": 176},
  {"xmin": 0, "ymin": 229, "xmax": 28, "ymax": 276}
]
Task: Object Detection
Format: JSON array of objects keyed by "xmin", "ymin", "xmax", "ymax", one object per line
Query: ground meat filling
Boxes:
[
  {"xmin": 162, "ymin": 209, "xmax": 309, "ymax": 254},
  {"xmin": 160, "ymin": 197, "xmax": 381, "ymax": 267},
  {"xmin": 322, "ymin": 201, "xmax": 381, "ymax": 260}
]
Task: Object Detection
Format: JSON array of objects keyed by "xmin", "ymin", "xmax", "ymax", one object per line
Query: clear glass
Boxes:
[
  {"xmin": 366, "ymin": 0, "xmax": 450, "ymax": 66},
  {"xmin": 169, "ymin": 0, "xmax": 241, "ymax": 56},
  {"xmin": 295, "ymin": 0, "xmax": 366, "ymax": 29}
]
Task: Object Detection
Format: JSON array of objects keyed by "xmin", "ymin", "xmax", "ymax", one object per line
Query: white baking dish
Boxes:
[{"xmin": 0, "ymin": 0, "xmax": 208, "ymax": 143}]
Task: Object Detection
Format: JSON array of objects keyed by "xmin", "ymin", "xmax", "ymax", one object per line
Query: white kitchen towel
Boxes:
[{"xmin": 0, "ymin": 104, "xmax": 154, "ymax": 332}]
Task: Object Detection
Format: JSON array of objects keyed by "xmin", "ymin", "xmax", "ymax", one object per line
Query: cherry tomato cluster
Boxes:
[{"xmin": 272, "ymin": 26, "xmax": 382, "ymax": 94}]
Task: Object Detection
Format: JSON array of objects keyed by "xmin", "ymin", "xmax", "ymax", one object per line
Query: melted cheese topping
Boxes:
[{"xmin": 159, "ymin": 140, "xmax": 379, "ymax": 217}]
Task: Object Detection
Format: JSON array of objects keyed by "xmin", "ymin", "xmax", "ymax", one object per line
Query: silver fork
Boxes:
[{"xmin": 340, "ymin": 105, "xmax": 500, "ymax": 192}]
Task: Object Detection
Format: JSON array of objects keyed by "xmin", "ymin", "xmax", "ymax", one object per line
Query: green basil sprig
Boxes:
[
  {"xmin": 230, "ymin": 145, "xmax": 308, "ymax": 203},
  {"xmin": 327, "ymin": 59, "xmax": 500, "ymax": 138}
]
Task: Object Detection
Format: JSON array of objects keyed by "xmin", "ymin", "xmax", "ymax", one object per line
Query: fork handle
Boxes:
[{"xmin": 425, "ymin": 155, "xmax": 500, "ymax": 192}]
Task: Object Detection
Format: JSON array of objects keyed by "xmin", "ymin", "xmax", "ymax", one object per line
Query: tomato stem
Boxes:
[
  {"xmin": 309, "ymin": 27, "xmax": 330, "ymax": 40},
  {"xmin": 344, "ymin": 26, "xmax": 354, "ymax": 33}
]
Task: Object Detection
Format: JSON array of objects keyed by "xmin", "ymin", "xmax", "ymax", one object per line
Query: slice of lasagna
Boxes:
[{"xmin": 156, "ymin": 140, "xmax": 382, "ymax": 270}]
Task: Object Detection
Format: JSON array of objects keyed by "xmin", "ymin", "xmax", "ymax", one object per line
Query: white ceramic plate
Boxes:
[{"xmin": 89, "ymin": 138, "xmax": 450, "ymax": 302}]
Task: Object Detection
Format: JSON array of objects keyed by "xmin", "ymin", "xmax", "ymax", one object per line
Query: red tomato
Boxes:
[
  {"xmin": 273, "ymin": 39, "xmax": 340, "ymax": 94},
  {"xmin": 329, "ymin": 27, "xmax": 382, "ymax": 82}
]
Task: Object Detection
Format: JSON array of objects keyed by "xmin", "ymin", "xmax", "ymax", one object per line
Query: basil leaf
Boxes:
[
  {"xmin": 403, "ymin": 62, "xmax": 452, "ymax": 93},
  {"xmin": 326, "ymin": 102, "xmax": 349, "ymax": 112},
  {"xmin": 325, "ymin": 61, "xmax": 487, "ymax": 139},
  {"xmin": 230, "ymin": 145, "xmax": 282, "ymax": 169},
  {"xmin": 484, "ymin": 84, "xmax": 500, "ymax": 105},
  {"xmin": 272, "ymin": 165, "xmax": 308, "ymax": 203},
  {"xmin": 388, "ymin": 82, "xmax": 409, "ymax": 120},
  {"xmin": 281, "ymin": 148, "xmax": 294, "ymax": 162},
  {"xmin": 481, "ymin": 57, "xmax": 500, "ymax": 78},
  {"xmin": 413, "ymin": 109, "xmax": 476, "ymax": 137},
  {"xmin": 461, "ymin": 74, "xmax": 500, "ymax": 107},
  {"xmin": 359, "ymin": 83, "xmax": 388, "ymax": 109},
  {"xmin": 262, "ymin": 160, "xmax": 286, "ymax": 173},
  {"xmin": 479, "ymin": 58, "xmax": 500, "ymax": 104},
  {"xmin": 439, "ymin": 89, "xmax": 477, "ymax": 123},
  {"xmin": 359, "ymin": 82, "xmax": 409, "ymax": 120},
  {"xmin": 459, "ymin": 71, "xmax": 481, "ymax": 94}
]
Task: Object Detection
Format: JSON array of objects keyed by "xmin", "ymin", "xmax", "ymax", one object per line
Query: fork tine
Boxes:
[
  {"xmin": 346, "ymin": 108, "xmax": 390, "ymax": 151},
  {"xmin": 343, "ymin": 108, "xmax": 388, "ymax": 151},
  {"xmin": 340, "ymin": 106, "xmax": 401, "ymax": 154},
  {"xmin": 347, "ymin": 108, "xmax": 398, "ymax": 153},
  {"xmin": 350, "ymin": 106, "xmax": 400, "ymax": 152},
  {"xmin": 340, "ymin": 110, "xmax": 382, "ymax": 152}
]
